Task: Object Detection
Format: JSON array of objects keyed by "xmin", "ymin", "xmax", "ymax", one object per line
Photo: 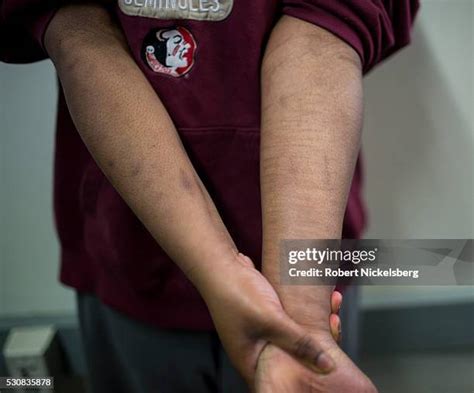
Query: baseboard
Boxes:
[{"xmin": 1, "ymin": 302, "xmax": 473, "ymax": 375}]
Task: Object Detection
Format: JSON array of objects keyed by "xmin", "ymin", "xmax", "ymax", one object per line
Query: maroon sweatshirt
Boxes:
[{"xmin": 1, "ymin": 0, "xmax": 419, "ymax": 330}]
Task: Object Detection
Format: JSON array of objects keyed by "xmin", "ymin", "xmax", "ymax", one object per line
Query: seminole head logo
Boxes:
[{"xmin": 142, "ymin": 27, "xmax": 196, "ymax": 78}]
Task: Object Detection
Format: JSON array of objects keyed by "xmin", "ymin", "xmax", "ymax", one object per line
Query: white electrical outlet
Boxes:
[{"xmin": 3, "ymin": 326, "xmax": 60, "ymax": 393}]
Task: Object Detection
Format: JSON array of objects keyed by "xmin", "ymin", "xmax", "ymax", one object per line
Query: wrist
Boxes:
[
  {"xmin": 275, "ymin": 284, "xmax": 334, "ymax": 333},
  {"xmin": 185, "ymin": 248, "xmax": 242, "ymax": 303},
  {"xmin": 262, "ymin": 237, "xmax": 340, "ymax": 333},
  {"xmin": 263, "ymin": 256, "xmax": 333, "ymax": 332}
]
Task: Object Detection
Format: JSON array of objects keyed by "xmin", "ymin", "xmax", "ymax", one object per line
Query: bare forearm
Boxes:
[
  {"xmin": 43, "ymin": 8, "xmax": 365, "ymax": 384},
  {"xmin": 45, "ymin": 5, "xmax": 237, "ymax": 294},
  {"xmin": 261, "ymin": 16, "xmax": 363, "ymax": 329}
]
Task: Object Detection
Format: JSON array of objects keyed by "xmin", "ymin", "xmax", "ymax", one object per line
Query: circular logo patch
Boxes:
[{"xmin": 142, "ymin": 27, "xmax": 197, "ymax": 78}]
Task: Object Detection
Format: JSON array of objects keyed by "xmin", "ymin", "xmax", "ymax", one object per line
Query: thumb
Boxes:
[{"xmin": 267, "ymin": 315, "xmax": 335, "ymax": 373}]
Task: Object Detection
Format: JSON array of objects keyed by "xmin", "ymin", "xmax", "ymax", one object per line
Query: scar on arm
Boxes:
[
  {"xmin": 179, "ymin": 167, "xmax": 216, "ymax": 220},
  {"xmin": 179, "ymin": 167, "xmax": 196, "ymax": 194},
  {"xmin": 130, "ymin": 163, "xmax": 142, "ymax": 177},
  {"xmin": 106, "ymin": 160, "xmax": 115, "ymax": 169}
]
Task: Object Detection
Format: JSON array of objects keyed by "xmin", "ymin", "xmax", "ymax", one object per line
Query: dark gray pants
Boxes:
[{"xmin": 77, "ymin": 287, "xmax": 359, "ymax": 393}]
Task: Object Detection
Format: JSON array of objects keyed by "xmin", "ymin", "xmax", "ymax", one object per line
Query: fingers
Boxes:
[
  {"xmin": 237, "ymin": 252, "xmax": 256, "ymax": 268},
  {"xmin": 330, "ymin": 313, "xmax": 342, "ymax": 344},
  {"xmin": 331, "ymin": 290, "xmax": 343, "ymax": 314},
  {"xmin": 330, "ymin": 290, "xmax": 342, "ymax": 342},
  {"xmin": 267, "ymin": 315, "xmax": 335, "ymax": 373}
]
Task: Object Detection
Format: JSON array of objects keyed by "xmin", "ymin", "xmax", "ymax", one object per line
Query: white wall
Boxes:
[
  {"xmin": 0, "ymin": 62, "xmax": 74, "ymax": 316},
  {"xmin": 0, "ymin": 0, "xmax": 473, "ymax": 317},
  {"xmin": 361, "ymin": 0, "xmax": 474, "ymax": 308}
]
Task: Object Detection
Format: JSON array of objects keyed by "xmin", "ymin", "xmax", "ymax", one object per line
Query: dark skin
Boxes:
[
  {"xmin": 44, "ymin": 4, "xmax": 373, "ymax": 392},
  {"xmin": 257, "ymin": 16, "xmax": 376, "ymax": 392}
]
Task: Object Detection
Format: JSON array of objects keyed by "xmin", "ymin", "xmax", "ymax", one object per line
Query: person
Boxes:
[{"xmin": 0, "ymin": 1, "xmax": 419, "ymax": 392}]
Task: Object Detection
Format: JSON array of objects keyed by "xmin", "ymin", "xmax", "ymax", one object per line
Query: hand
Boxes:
[
  {"xmin": 255, "ymin": 332, "xmax": 377, "ymax": 393},
  {"xmin": 254, "ymin": 292, "xmax": 377, "ymax": 393},
  {"xmin": 201, "ymin": 253, "xmax": 338, "ymax": 386}
]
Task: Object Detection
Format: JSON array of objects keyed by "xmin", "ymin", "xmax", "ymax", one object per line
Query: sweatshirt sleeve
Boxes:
[
  {"xmin": 0, "ymin": 0, "xmax": 58, "ymax": 63},
  {"xmin": 281, "ymin": 0, "xmax": 420, "ymax": 73}
]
